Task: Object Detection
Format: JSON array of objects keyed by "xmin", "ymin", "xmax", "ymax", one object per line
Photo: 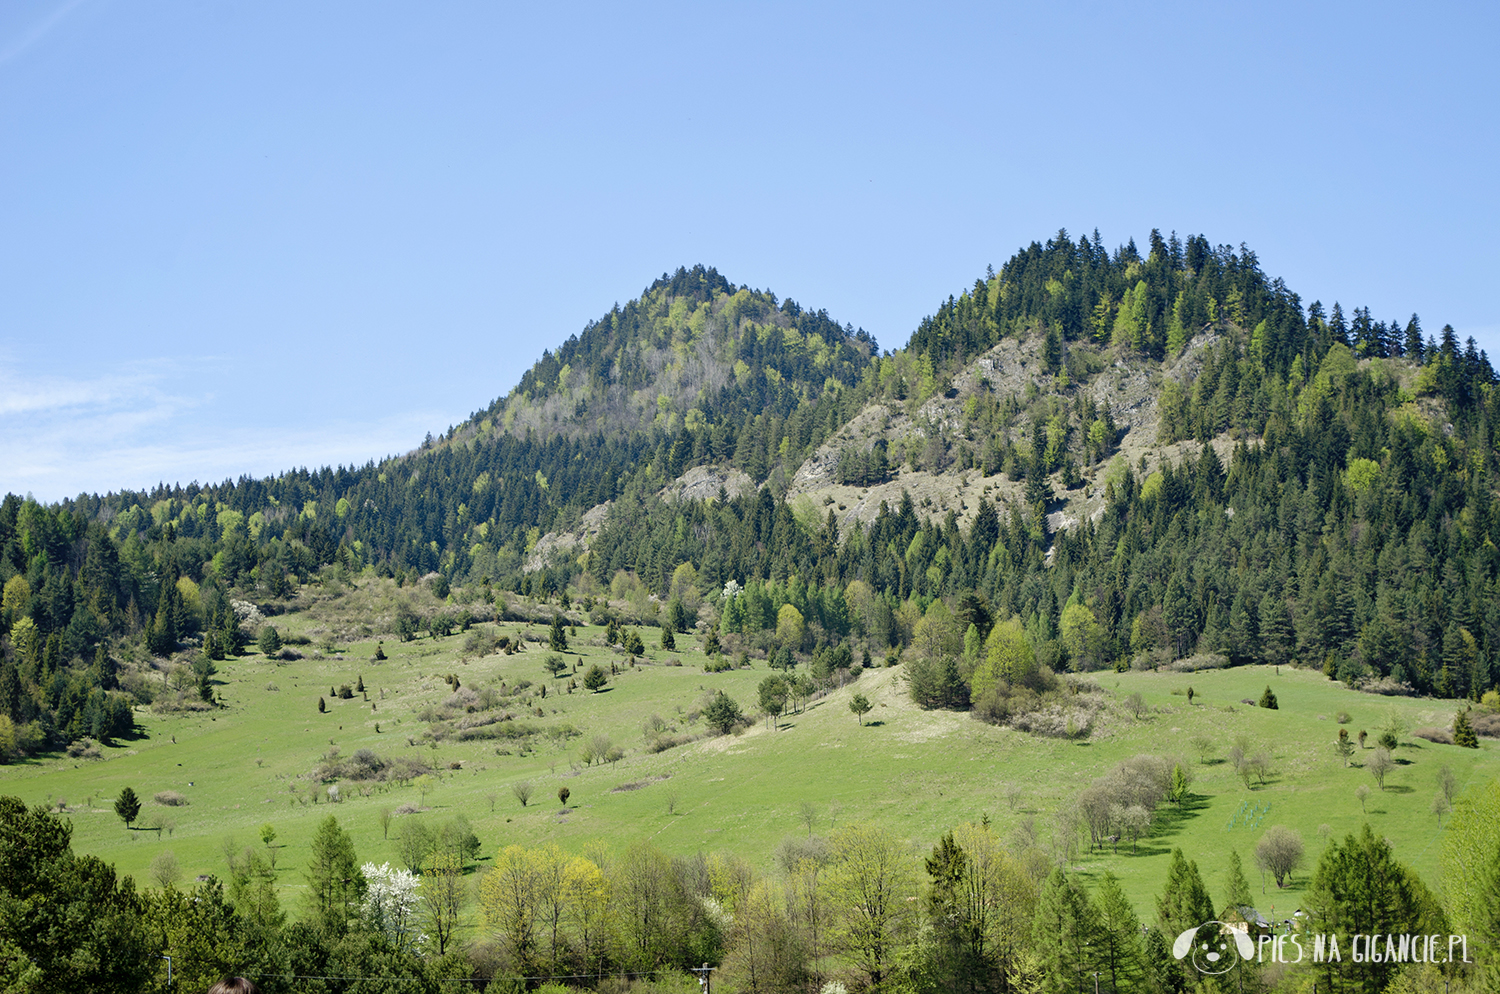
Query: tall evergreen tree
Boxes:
[
  {"xmin": 1032, "ymin": 868, "xmax": 1100, "ymax": 994},
  {"xmin": 1093, "ymin": 872, "xmax": 1145, "ymax": 994},
  {"xmin": 304, "ymin": 814, "xmax": 366, "ymax": 937}
]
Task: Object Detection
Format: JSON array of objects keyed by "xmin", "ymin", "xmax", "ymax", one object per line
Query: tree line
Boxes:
[
  {"xmin": 3, "ymin": 230, "xmax": 1499, "ymax": 762},
  {"xmin": 4, "ymin": 784, "xmax": 1497, "ymax": 993}
]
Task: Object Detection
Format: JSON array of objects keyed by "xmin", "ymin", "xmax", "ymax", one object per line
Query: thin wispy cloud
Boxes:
[
  {"xmin": 0, "ymin": 361, "xmax": 182, "ymax": 417},
  {"xmin": 0, "ymin": 0, "xmax": 88, "ymax": 67},
  {"xmin": 0, "ymin": 358, "xmax": 442, "ymax": 500}
]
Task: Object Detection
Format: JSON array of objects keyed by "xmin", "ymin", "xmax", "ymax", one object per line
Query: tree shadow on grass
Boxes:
[
  {"xmin": 1383, "ymin": 784, "xmax": 1415, "ymax": 794},
  {"xmin": 1124, "ymin": 791, "xmax": 1213, "ymax": 856},
  {"xmin": 864, "ymin": 720, "xmax": 886, "ymax": 727}
]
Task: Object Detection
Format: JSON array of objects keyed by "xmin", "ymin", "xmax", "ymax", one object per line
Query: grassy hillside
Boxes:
[{"xmin": 2, "ymin": 578, "xmax": 1491, "ymax": 929}]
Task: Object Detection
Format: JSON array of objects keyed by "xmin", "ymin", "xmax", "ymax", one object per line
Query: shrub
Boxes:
[
  {"xmin": 153, "ymin": 791, "xmax": 189, "ymax": 806},
  {"xmin": 645, "ymin": 732, "xmax": 695, "ymax": 754},
  {"xmin": 702, "ymin": 691, "xmax": 745, "ymax": 735},
  {"xmin": 1336, "ymin": 711, "xmax": 1352, "ymax": 724},
  {"xmin": 1413, "ymin": 727, "xmax": 1454, "ymax": 745},
  {"xmin": 1471, "ymin": 712, "xmax": 1500, "ymax": 738},
  {"xmin": 65, "ymin": 738, "xmax": 102, "ymax": 760}
]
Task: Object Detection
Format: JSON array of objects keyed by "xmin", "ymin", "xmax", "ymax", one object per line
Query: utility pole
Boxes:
[{"xmin": 691, "ymin": 962, "xmax": 713, "ymax": 994}]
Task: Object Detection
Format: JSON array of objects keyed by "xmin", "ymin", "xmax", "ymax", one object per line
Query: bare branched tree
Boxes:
[{"xmin": 1254, "ymin": 826, "xmax": 1304, "ymax": 889}]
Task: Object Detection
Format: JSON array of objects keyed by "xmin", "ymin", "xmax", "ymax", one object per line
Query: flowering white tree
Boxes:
[{"xmin": 362, "ymin": 861, "xmax": 422, "ymax": 949}]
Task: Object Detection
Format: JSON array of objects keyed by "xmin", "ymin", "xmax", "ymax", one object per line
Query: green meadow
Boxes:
[{"xmin": 1, "ymin": 608, "xmax": 1494, "ymax": 926}]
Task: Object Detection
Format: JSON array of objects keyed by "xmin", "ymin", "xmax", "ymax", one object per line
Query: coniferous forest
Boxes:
[
  {"xmin": 4, "ymin": 230, "xmax": 1497, "ymax": 752},
  {"xmin": 2, "ymin": 230, "xmax": 1500, "ymax": 992}
]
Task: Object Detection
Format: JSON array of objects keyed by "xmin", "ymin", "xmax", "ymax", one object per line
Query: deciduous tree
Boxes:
[
  {"xmin": 1255, "ymin": 826, "xmax": 1304, "ymax": 889},
  {"xmin": 826, "ymin": 823, "xmax": 915, "ymax": 986}
]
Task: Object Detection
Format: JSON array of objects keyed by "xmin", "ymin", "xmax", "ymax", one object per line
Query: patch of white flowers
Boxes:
[
  {"xmin": 699, "ymin": 895, "xmax": 733, "ymax": 934},
  {"xmin": 361, "ymin": 862, "xmax": 424, "ymax": 950}
]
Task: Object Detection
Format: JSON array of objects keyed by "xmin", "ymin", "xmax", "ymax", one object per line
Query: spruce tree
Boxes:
[
  {"xmin": 1156, "ymin": 848, "xmax": 1214, "ymax": 938},
  {"xmin": 1222, "ymin": 850, "xmax": 1253, "ymax": 914},
  {"xmin": 1454, "ymin": 707, "xmax": 1479, "ymax": 748},
  {"xmin": 114, "ymin": 786, "xmax": 140, "ymax": 828}
]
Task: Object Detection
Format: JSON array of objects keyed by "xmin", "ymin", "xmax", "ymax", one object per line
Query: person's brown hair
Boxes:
[{"xmin": 206, "ymin": 979, "xmax": 259, "ymax": 994}]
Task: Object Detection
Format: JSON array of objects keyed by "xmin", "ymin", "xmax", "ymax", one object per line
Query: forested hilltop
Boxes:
[{"xmin": 3, "ymin": 231, "xmax": 1499, "ymax": 758}]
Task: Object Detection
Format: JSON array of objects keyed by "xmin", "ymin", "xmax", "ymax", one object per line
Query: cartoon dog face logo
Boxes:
[{"xmin": 1172, "ymin": 921, "xmax": 1254, "ymax": 974}]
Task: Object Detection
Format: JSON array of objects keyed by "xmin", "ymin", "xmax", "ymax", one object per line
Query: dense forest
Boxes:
[{"xmin": 3, "ymin": 231, "xmax": 1499, "ymax": 758}]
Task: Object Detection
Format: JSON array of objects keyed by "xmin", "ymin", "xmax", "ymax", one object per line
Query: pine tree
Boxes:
[
  {"xmin": 1258, "ymin": 685, "xmax": 1278, "ymax": 709},
  {"xmin": 549, "ymin": 614, "xmax": 568, "ymax": 652}
]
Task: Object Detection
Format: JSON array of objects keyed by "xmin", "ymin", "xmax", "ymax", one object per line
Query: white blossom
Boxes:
[{"xmin": 362, "ymin": 861, "xmax": 422, "ymax": 949}]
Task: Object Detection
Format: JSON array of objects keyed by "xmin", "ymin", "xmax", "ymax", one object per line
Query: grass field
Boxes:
[{"xmin": 1, "ymin": 595, "xmax": 1495, "ymax": 932}]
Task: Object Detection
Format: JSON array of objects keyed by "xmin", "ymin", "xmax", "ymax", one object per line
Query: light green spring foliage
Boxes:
[
  {"xmin": 1441, "ymin": 775, "xmax": 1500, "ymax": 940},
  {"xmin": 971, "ymin": 618, "xmax": 1034, "ymax": 698}
]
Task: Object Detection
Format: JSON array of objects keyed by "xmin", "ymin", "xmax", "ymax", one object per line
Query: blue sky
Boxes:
[{"xmin": 3, "ymin": 1, "xmax": 1497, "ymax": 502}]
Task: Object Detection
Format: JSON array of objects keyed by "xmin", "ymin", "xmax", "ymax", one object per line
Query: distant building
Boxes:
[{"xmin": 1222, "ymin": 905, "xmax": 1273, "ymax": 941}]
